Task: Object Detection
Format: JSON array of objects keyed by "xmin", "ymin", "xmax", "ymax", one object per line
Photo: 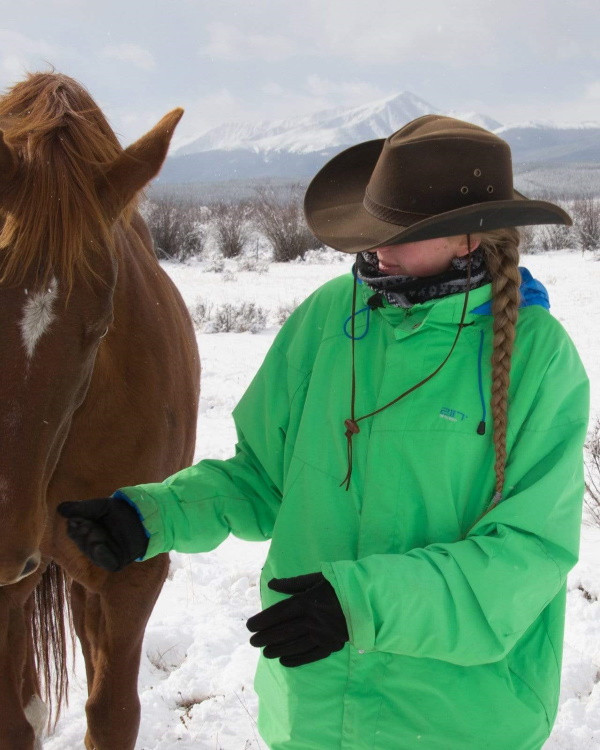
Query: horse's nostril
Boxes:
[{"xmin": 21, "ymin": 556, "xmax": 40, "ymax": 578}]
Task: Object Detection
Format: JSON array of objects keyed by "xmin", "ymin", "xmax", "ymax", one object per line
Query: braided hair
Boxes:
[{"xmin": 479, "ymin": 228, "xmax": 521, "ymax": 501}]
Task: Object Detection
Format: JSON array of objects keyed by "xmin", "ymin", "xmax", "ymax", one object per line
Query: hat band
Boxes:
[{"xmin": 363, "ymin": 188, "xmax": 433, "ymax": 227}]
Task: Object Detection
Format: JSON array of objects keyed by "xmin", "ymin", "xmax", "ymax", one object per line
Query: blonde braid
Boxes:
[{"xmin": 480, "ymin": 228, "xmax": 521, "ymax": 501}]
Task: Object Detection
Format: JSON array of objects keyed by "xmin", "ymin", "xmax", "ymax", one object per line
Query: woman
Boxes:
[{"xmin": 59, "ymin": 115, "xmax": 590, "ymax": 749}]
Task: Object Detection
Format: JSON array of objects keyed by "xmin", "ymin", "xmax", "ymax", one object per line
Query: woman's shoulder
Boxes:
[
  {"xmin": 303, "ymin": 271, "xmax": 355, "ymax": 306},
  {"xmin": 517, "ymin": 303, "xmax": 578, "ymax": 352},
  {"xmin": 515, "ymin": 305, "xmax": 588, "ymax": 395},
  {"xmin": 270, "ymin": 272, "xmax": 355, "ymax": 361},
  {"xmin": 280, "ymin": 272, "xmax": 354, "ymax": 328}
]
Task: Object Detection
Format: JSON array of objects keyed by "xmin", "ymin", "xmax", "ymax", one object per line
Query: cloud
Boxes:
[
  {"xmin": 304, "ymin": 76, "xmax": 387, "ymax": 104},
  {"xmin": 584, "ymin": 82, "xmax": 600, "ymax": 101},
  {"xmin": 276, "ymin": 0, "xmax": 600, "ymax": 67},
  {"xmin": 2, "ymin": 0, "xmax": 599, "ymax": 141},
  {"xmin": 201, "ymin": 22, "xmax": 299, "ymax": 62},
  {"xmin": 261, "ymin": 82, "xmax": 285, "ymax": 96},
  {"xmin": 0, "ymin": 29, "xmax": 62, "ymax": 87},
  {"xmin": 0, "ymin": 29, "xmax": 58, "ymax": 58},
  {"xmin": 103, "ymin": 43, "xmax": 156, "ymax": 71},
  {"xmin": 259, "ymin": 77, "xmax": 391, "ymax": 121},
  {"xmin": 1, "ymin": 55, "xmax": 28, "ymax": 80},
  {"xmin": 278, "ymin": 0, "xmax": 496, "ymax": 64},
  {"xmin": 147, "ymin": 89, "xmax": 244, "ymax": 149},
  {"xmin": 253, "ymin": 85, "xmax": 333, "ymax": 121}
]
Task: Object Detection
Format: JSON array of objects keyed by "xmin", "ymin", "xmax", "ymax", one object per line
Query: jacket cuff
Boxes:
[
  {"xmin": 321, "ymin": 560, "xmax": 376, "ymax": 653},
  {"xmin": 116, "ymin": 484, "xmax": 178, "ymax": 559}
]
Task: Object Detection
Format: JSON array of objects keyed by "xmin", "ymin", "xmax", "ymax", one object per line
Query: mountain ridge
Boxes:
[
  {"xmin": 160, "ymin": 92, "xmax": 600, "ymax": 186},
  {"xmin": 175, "ymin": 91, "xmax": 506, "ymax": 156}
]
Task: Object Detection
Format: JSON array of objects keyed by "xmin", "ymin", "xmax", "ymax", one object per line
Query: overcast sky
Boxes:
[{"xmin": 1, "ymin": 0, "xmax": 599, "ymax": 148}]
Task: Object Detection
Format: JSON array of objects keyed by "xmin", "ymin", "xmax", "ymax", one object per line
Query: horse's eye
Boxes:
[{"xmin": 82, "ymin": 321, "xmax": 111, "ymax": 345}]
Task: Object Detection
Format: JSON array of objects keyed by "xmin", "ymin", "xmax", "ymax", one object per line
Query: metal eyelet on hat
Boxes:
[
  {"xmin": 487, "ymin": 185, "xmax": 494, "ymax": 193},
  {"xmin": 474, "ymin": 169, "xmax": 482, "ymax": 177},
  {"xmin": 461, "ymin": 186, "xmax": 469, "ymax": 194}
]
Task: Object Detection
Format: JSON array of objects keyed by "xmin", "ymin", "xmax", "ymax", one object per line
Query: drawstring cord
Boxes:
[
  {"xmin": 343, "ymin": 306, "xmax": 371, "ymax": 340},
  {"xmin": 340, "ymin": 267, "xmax": 360, "ymax": 490},
  {"xmin": 341, "ymin": 237, "xmax": 474, "ymax": 491},
  {"xmin": 343, "ymin": 267, "xmax": 373, "ymax": 341},
  {"xmin": 476, "ymin": 329, "xmax": 487, "ymax": 435}
]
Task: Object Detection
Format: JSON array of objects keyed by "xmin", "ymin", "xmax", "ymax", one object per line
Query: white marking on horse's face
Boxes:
[{"xmin": 20, "ymin": 279, "xmax": 59, "ymax": 358}]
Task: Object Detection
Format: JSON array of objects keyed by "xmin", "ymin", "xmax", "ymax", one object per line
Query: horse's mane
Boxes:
[{"xmin": 0, "ymin": 72, "xmax": 130, "ymax": 288}]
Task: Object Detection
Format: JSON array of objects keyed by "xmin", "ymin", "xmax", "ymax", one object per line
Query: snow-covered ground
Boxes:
[{"xmin": 45, "ymin": 250, "xmax": 600, "ymax": 749}]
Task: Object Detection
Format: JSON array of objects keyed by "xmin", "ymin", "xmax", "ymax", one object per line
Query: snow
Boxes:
[
  {"xmin": 44, "ymin": 250, "xmax": 600, "ymax": 749},
  {"xmin": 494, "ymin": 121, "xmax": 600, "ymax": 134},
  {"xmin": 173, "ymin": 88, "xmax": 600, "ymax": 161},
  {"xmin": 442, "ymin": 110, "xmax": 503, "ymax": 132},
  {"xmin": 175, "ymin": 92, "xmax": 499, "ymax": 157},
  {"xmin": 174, "ymin": 91, "xmax": 434, "ymax": 155}
]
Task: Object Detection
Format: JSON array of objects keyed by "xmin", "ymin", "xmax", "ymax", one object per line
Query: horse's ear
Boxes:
[
  {"xmin": 0, "ymin": 130, "xmax": 19, "ymax": 187},
  {"xmin": 101, "ymin": 108, "xmax": 184, "ymax": 217}
]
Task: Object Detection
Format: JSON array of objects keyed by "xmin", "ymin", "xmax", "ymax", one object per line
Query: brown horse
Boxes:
[{"xmin": 0, "ymin": 73, "xmax": 200, "ymax": 749}]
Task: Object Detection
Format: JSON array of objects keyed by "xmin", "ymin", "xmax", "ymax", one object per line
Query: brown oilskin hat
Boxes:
[{"xmin": 304, "ymin": 114, "xmax": 572, "ymax": 254}]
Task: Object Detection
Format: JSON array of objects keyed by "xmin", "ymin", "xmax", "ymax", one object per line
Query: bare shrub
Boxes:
[
  {"xmin": 189, "ymin": 299, "xmax": 266, "ymax": 333},
  {"xmin": 572, "ymin": 197, "xmax": 600, "ymax": 256},
  {"xmin": 274, "ymin": 299, "xmax": 301, "ymax": 326},
  {"xmin": 517, "ymin": 225, "xmax": 537, "ymax": 254},
  {"xmin": 585, "ymin": 418, "xmax": 600, "ymax": 527},
  {"xmin": 531, "ymin": 222, "xmax": 575, "ymax": 253},
  {"xmin": 142, "ymin": 197, "xmax": 204, "ymax": 262},
  {"xmin": 236, "ymin": 255, "xmax": 270, "ymax": 274},
  {"xmin": 518, "ymin": 198, "xmax": 576, "ymax": 253},
  {"xmin": 300, "ymin": 247, "xmax": 348, "ymax": 264},
  {"xmin": 189, "ymin": 298, "xmax": 213, "ymax": 329},
  {"xmin": 209, "ymin": 302, "xmax": 268, "ymax": 333},
  {"xmin": 221, "ymin": 269, "xmax": 237, "ymax": 282},
  {"xmin": 250, "ymin": 184, "xmax": 322, "ymax": 262},
  {"xmin": 209, "ymin": 201, "xmax": 251, "ymax": 258},
  {"xmin": 204, "ymin": 256, "xmax": 225, "ymax": 273}
]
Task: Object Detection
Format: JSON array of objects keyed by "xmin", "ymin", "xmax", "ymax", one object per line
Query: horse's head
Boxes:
[{"xmin": 0, "ymin": 73, "xmax": 182, "ymax": 585}]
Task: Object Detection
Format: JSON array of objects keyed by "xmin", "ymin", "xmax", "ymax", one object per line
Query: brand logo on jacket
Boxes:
[{"xmin": 439, "ymin": 407, "xmax": 468, "ymax": 422}]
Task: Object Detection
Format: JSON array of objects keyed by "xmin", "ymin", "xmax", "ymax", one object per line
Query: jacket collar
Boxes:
[
  {"xmin": 361, "ymin": 278, "xmax": 493, "ymax": 330},
  {"xmin": 359, "ymin": 266, "xmax": 549, "ymax": 330},
  {"xmin": 470, "ymin": 267, "xmax": 550, "ymax": 315}
]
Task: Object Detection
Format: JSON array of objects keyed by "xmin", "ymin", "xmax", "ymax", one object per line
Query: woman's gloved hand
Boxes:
[
  {"xmin": 57, "ymin": 494, "xmax": 149, "ymax": 572},
  {"xmin": 246, "ymin": 572, "xmax": 349, "ymax": 667}
]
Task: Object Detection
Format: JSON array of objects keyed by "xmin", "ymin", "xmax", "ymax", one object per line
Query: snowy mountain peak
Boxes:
[
  {"xmin": 175, "ymin": 91, "xmax": 488, "ymax": 157},
  {"xmin": 443, "ymin": 110, "xmax": 503, "ymax": 132}
]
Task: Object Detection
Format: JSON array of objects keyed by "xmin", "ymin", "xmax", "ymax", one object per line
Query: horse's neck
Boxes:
[
  {"xmin": 114, "ymin": 212, "xmax": 161, "ymax": 293},
  {"xmin": 111, "ymin": 213, "xmax": 189, "ymax": 341}
]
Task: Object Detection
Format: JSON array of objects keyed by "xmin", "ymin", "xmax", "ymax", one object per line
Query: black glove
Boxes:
[
  {"xmin": 57, "ymin": 495, "xmax": 149, "ymax": 572},
  {"xmin": 246, "ymin": 572, "xmax": 349, "ymax": 668}
]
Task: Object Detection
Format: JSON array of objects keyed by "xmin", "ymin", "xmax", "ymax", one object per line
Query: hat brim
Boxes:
[{"xmin": 304, "ymin": 139, "xmax": 573, "ymax": 254}]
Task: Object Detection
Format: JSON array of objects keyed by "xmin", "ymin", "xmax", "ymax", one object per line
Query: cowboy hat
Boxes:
[{"xmin": 304, "ymin": 114, "xmax": 572, "ymax": 254}]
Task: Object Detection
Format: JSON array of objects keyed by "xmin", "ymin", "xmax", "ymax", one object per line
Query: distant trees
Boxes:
[
  {"xmin": 141, "ymin": 197, "xmax": 205, "ymax": 262},
  {"xmin": 585, "ymin": 418, "xmax": 600, "ymax": 527},
  {"xmin": 142, "ymin": 185, "xmax": 600, "ymax": 261},
  {"xmin": 518, "ymin": 195, "xmax": 600, "ymax": 256},
  {"xmin": 251, "ymin": 184, "xmax": 323, "ymax": 262},
  {"xmin": 208, "ymin": 200, "xmax": 252, "ymax": 259},
  {"xmin": 572, "ymin": 197, "xmax": 600, "ymax": 255},
  {"xmin": 143, "ymin": 183, "xmax": 323, "ymax": 263}
]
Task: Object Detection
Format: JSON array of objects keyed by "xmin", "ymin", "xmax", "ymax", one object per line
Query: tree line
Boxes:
[
  {"xmin": 141, "ymin": 184, "xmax": 322, "ymax": 263},
  {"xmin": 142, "ymin": 189, "xmax": 600, "ymax": 263}
]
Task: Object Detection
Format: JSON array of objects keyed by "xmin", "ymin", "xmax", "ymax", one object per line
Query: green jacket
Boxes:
[{"xmin": 122, "ymin": 271, "xmax": 589, "ymax": 750}]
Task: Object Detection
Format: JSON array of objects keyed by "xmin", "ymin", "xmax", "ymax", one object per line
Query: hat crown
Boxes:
[
  {"xmin": 303, "ymin": 112, "xmax": 571, "ymax": 254},
  {"xmin": 366, "ymin": 115, "xmax": 514, "ymax": 221}
]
